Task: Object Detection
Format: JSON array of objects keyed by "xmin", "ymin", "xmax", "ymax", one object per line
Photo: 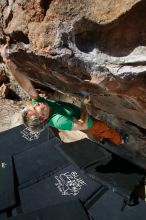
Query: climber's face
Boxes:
[{"xmin": 27, "ymin": 102, "xmax": 50, "ymax": 122}]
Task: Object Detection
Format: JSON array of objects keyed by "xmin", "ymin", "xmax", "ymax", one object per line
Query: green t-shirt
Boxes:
[{"xmin": 32, "ymin": 97, "xmax": 93, "ymax": 131}]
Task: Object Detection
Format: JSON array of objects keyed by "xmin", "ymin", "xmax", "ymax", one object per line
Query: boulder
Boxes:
[{"xmin": 0, "ymin": 0, "xmax": 146, "ymax": 162}]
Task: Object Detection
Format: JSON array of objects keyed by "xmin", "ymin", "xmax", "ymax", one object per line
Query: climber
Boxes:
[
  {"xmin": 22, "ymin": 95, "xmax": 124, "ymax": 145},
  {"xmin": 0, "ymin": 38, "xmax": 124, "ymax": 145}
]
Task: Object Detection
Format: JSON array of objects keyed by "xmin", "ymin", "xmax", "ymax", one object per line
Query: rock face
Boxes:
[
  {"xmin": 1, "ymin": 0, "xmax": 146, "ymax": 165},
  {"xmin": 0, "ymin": 98, "xmax": 25, "ymax": 132}
]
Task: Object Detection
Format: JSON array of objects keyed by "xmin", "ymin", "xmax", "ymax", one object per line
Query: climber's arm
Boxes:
[
  {"xmin": 72, "ymin": 97, "xmax": 90, "ymax": 131},
  {"xmin": 7, "ymin": 61, "xmax": 39, "ymax": 99},
  {"xmin": 0, "ymin": 39, "xmax": 39, "ymax": 99}
]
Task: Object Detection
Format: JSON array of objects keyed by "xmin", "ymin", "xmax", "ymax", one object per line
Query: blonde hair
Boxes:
[{"xmin": 22, "ymin": 107, "xmax": 48, "ymax": 132}]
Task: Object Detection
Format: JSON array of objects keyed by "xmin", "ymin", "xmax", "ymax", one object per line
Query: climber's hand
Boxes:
[
  {"xmin": 83, "ymin": 96, "xmax": 91, "ymax": 105},
  {"xmin": 0, "ymin": 36, "xmax": 11, "ymax": 63}
]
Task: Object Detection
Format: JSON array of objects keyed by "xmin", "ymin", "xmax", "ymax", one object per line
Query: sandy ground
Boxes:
[{"xmin": 58, "ymin": 130, "xmax": 88, "ymax": 142}]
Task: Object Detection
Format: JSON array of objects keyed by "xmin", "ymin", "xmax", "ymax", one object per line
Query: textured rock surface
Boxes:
[
  {"xmin": 0, "ymin": 98, "xmax": 25, "ymax": 132},
  {"xmin": 1, "ymin": 0, "xmax": 146, "ymax": 165}
]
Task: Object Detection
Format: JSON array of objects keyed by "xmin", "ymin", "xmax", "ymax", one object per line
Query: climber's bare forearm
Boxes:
[
  {"xmin": 0, "ymin": 40, "xmax": 38, "ymax": 98},
  {"xmin": 72, "ymin": 102, "xmax": 89, "ymax": 130},
  {"xmin": 0, "ymin": 38, "xmax": 38, "ymax": 98},
  {"xmin": 79, "ymin": 102, "xmax": 88, "ymax": 124},
  {"xmin": 72, "ymin": 118, "xmax": 88, "ymax": 130},
  {"xmin": 7, "ymin": 61, "xmax": 39, "ymax": 99}
]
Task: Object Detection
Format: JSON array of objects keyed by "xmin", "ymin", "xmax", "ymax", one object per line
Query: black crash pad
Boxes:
[
  {"xmin": 19, "ymin": 164, "xmax": 101, "ymax": 213},
  {"xmin": 0, "ymin": 157, "xmax": 16, "ymax": 211},
  {"xmin": 85, "ymin": 154, "xmax": 144, "ymax": 198},
  {"xmin": 8, "ymin": 200, "xmax": 89, "ymax": 220},
  {"xmin": 0, "ymin": 212, "xmax": 7, "ymax": 220},
  {"xmin": 57, "ymin": 138, "xmax": 145, "ymax": 198},
  {"xmin": 13, "ymin": 137, "xmax": 68, "ymax": 186},
  {"xmin": 86, "ymin": 189, "xmax": 146, "ymax": 220},
  {"xmin": 56, "ymin": 138, "xmax": 112, "ymax": 169},
  {"xmin": 0, "ymin": 125, "xmax": 54, "ymax": 157}
]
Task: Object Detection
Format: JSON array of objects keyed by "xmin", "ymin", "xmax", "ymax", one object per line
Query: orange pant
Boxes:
[{"xmin": 84, "ymin": 119, "xmax": 122, "ymax": 145}]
